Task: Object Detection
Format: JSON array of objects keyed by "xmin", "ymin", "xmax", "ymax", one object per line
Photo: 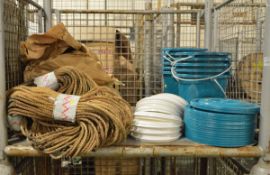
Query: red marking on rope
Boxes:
[
  {"xmin": 62, "ymin": 96, "xmax": 72, "ymax": 120},
  {"xmin": 43, "ymin": 74, "xmax": 49, "ymax": 86}
]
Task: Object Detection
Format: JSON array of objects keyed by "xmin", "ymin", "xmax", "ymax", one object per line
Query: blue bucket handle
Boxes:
[
  {"xmin": 166, "ymin": 51, "xmax": 232, "ymax": 97},
  {"xmin": 163, "ymin": 50, "xmax": 196, "ymax": 63},
  {"xmin": 171, "ymin": 64, "xmax": 232, "ymax": 82}
]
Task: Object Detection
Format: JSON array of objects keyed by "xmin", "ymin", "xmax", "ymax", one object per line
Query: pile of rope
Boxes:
[
  {"xmin": 8, "ymin": 67, "xmax": 133, "ymax": 159},
  {"xmin": 24, "ymin": 66, "xmax": 97, "ymax": 95}
]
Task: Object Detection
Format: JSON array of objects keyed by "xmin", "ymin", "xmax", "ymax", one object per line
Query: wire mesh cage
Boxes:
[
  {"xmin": 2, "ymin": 0, "xmax": 268, "ymax": 175},
  {"xmin": 215, "ymin": 0, "xmax": 266, "ymax": 104},
  {"xmin": 4, "ymin": 0, "xmax": 44, "ymax": 90},
  {"xmin": 50, "ymin": 7, "xmax": 205, "ymax": 105},
  {"xmin": 11, "ymin": 156, "xmax": 257, "ymax": 175}
]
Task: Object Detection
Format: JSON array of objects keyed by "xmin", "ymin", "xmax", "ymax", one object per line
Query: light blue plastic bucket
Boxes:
[
  {"xmin": 163, "ymin": 71, "xmax": 230, "ymax": 101},
  {"xmin": 162, "ymin": 49, "xmax": 232, "ymax": 101},
  {"xmin": 162, "ymin": 48, "xmax": 208, "ymax": 95},
  {"xmin": 163, "ymin": 67, "xmax": 230, "ymax": 73},
  {"xmin": 163, "ymin": 73, "xmax": 179, "ymax": 95},
  {"xmin": 177, "ymin": 78, "xmax": 229, "ymax": 102},
  {"xmin": 163, "ymin": 62, "xmax": 231, "ymax": 67}
]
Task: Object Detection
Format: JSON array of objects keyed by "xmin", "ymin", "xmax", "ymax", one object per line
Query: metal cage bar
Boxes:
[
  {"xmin": 0, "ymin": 0, "xmax": 7, "ymax": 161},
  {"xmin": 204, "ymin": 0, "xmax": 214, "ymax": 50},
  {"xmin": 259, "ymin": 0, "xmax": 270, "ymax": 151},
  {"xmin": 2, "ymin": 0, "xmax": 45, "ymax": 163},
  {"xmin": 213, "ymin": 0, "xmax": 269, "ymax": 172},
  {"xmin": 44, "ymin": 0, "xmax": 52, "ymax": 30},
  {"xmin": 144, "ymin": 0, "xmax": 152, "ymax": 96}
]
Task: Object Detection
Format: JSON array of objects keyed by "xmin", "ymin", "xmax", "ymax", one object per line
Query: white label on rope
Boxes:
[
  {"xmin": 8, "ymin": 115, "xmax": 23, "ymax": 132},
  {"xmin": 53, "ymin": 94, "xmax": 80, "ymax": 123},
  {"xmin": 264, "ymin": 57, "xmax": 270, "ymax": 66},
  {"xmin": 34, "ymin": 72, "xmax": 59, "ymax": 90}
]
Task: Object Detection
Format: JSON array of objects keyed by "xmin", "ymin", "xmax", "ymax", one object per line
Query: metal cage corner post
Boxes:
[
  {"xmin": 196, "ymin": 11, "xmax": 201, "ymax": 48},
  {"xmin": 44, "ymin": 0, "xmax": 52, "ymax": 31},
  {"xmin": 0, "ymin": 0, "xmax": 7, "ymax": 162},
  {"xmin": 259, "ymin": 0, "xmax": 270, "ymax": 152},
  {"xmin": 0, "ymin": 0, "xmax": 14, "ymax": 173},
  {"xmin": 164, "ymin": 0, "xmax": 175, "ymax": 48},
  {"xmin": 144, "ymin": 0, "xmax": 153, "ymax": 97},
  {"xmin": 204, "ymin": 0, "xmax": 214, "ymax": 51},
  {"xmin": 213, "ymin": 9, "xmax": 219, "ymax": 52}
]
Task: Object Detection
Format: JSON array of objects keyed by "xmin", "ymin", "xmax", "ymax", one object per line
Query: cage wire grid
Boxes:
[
  {"xmin": 2, "ymin": 0, "xmax": 267, "ymax": 175},
  {"xmin": 4, "ymin": 0, "xmax": 44, "ymax": 89},
  {"xmin": 10, "ymin": 156, "xmax": 255, "ymax": 175},
  {"xmin": 52, "ymin": 1, "xmax": 206, "ymax": 104},
  {"xmin": 4, "ymin": 0, "xmax": 44, "ymax": 146},
  {"xmin": 215, "ymin": 0, "xmax": 266, "ymax": 104}
]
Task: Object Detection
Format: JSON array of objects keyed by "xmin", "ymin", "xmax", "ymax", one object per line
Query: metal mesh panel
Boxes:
[
  {"xmin": 4, "ymin": 0, "xmax": 44, "ymax": 90},
  {"xmin": 11, "ymin": 157, "xmax": 61, "ymax": 175},
  {"xmin": 215, "ymin": 0, "xmax": 266, "ymax": 104},
  {"xmin": 5, "ymin": 0, "xmax": 266, "ymax": 174},
  {"xmin": 4, "ymin": 0, "xmax": 24, "ymax": 90},
  {"xmin": 51, "ymin": 4, "xmax": 202, "ymax": 104},
  {"xmin": 4, "ymin": 0, "xmax": 45, "ymax": 172},
  {"xmin": 208, "ymin": 158, "xmax": 253, "ymax": 175},
  {"xmin": 12, "ymin": 156, "xmax": 252, "ymax": 175}
]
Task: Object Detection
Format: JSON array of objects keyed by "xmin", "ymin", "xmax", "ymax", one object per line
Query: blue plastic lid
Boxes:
[{"xmin": 190, "ymin": 98, "xmax": 260, "ymax": 115}]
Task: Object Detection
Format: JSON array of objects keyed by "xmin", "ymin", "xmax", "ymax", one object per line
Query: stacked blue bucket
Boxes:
[{"xmin": 162, "ymin": 48, "xmax": 232, "ymax": 102}]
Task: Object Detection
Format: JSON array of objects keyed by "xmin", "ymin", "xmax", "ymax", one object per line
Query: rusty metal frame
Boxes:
[
  {"xmin": 52, "ymin": 9, "xmax": 200, "ymax": 14},
  {"xmin": 5, "ymin": 139, "xmax": 263, "ymax": 158}
]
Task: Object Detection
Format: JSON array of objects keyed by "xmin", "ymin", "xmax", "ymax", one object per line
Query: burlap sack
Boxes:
[
  {"xmin": 24, "ymin": 50, "xmax": 114, "ymax": 86},
  {"xmin": 86, "ymin": 42, "xmax": 115, "ymax": 75},
  {"xmin": 20, "ymin": 23, "xmax": 82, "ymax": 62},
  {"xmin": 21, "ymin": 23, "xmax": 114, "ymax": 86}
]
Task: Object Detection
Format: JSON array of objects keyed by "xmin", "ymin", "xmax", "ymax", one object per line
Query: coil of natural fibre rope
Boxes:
[
  {"xmin": 8, "ymin": 84, "xmax": 133, "ymax": 159},
  {"xmin": 8, "ymin": 66, "xmax": 117, "ymax": 132},
  {"xmin": 25, "ymin": 66, "xmax": 97, "ymax": 95}
]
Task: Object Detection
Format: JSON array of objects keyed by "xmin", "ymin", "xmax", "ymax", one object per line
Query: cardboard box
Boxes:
[
  {"xmin": 83, "ymin": 27, "xmax": 138, "ymax": 104},
  {"xmin": 86, "ymin": 42, "xmax": 115, "ymax": 75},
  {"xmin": 83, "ymin": 27, "xmax": 133, "ymax": 75}
]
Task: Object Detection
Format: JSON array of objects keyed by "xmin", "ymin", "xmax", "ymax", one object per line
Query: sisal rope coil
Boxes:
[
  {"xmin": 8, "ymin": 67, "xmax": 133, "ymax": 159},
  {"xmin": 24, "ymin": 66, "xmax": 97, "ymax": 95}
]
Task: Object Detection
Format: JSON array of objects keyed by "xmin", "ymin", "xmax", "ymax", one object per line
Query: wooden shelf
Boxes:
[{"xmin": 5, "ymin": 138, "xmax": 263, "ymax": 158}]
